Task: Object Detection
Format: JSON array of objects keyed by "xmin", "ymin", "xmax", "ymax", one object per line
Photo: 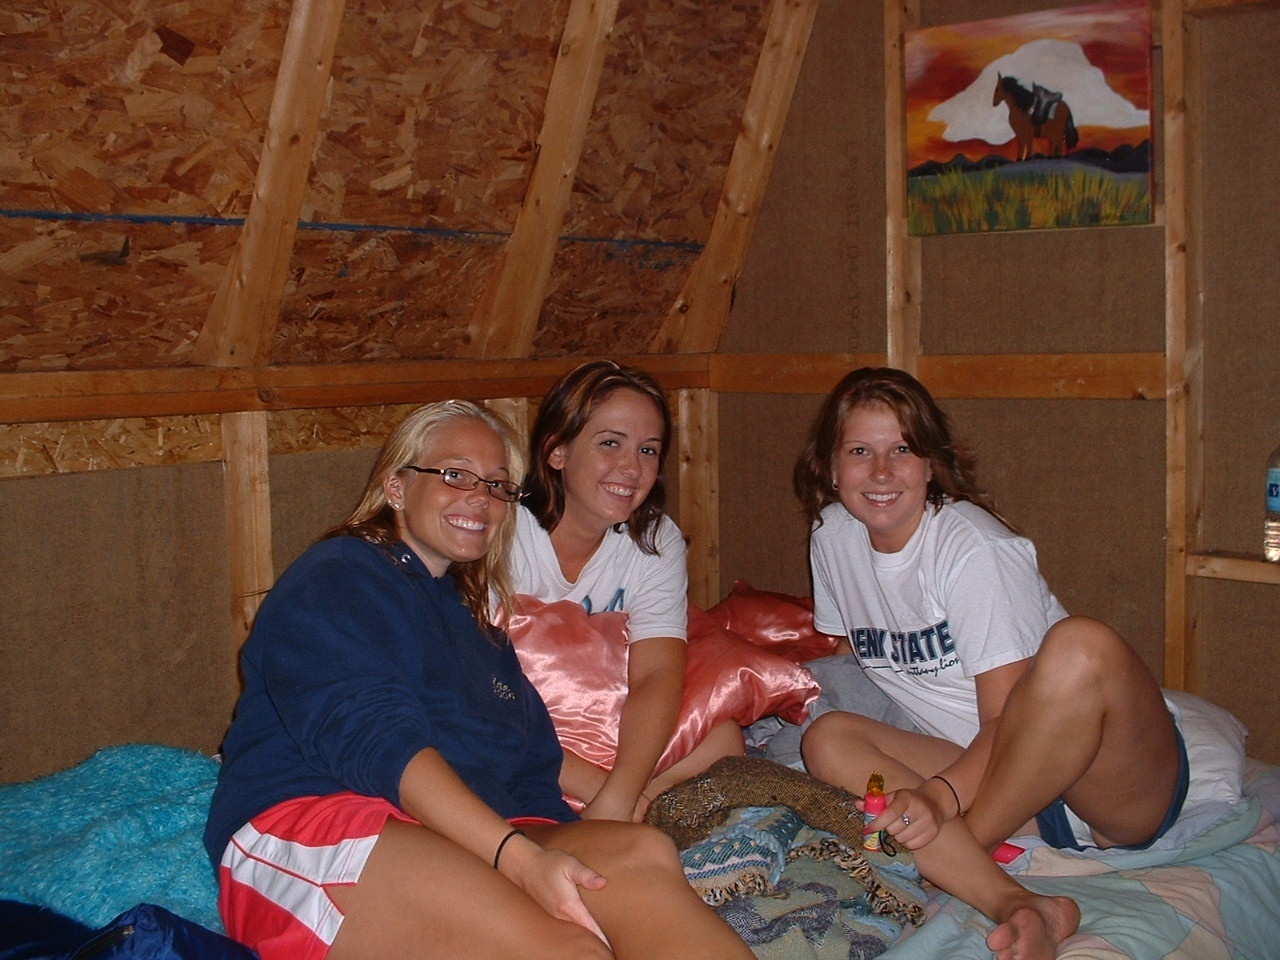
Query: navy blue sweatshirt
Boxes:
[{"xmin": 204, "ymin": 536, "xmax": 573, "ymax": 866}]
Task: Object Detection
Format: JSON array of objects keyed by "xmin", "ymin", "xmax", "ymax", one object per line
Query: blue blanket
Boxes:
[
  {"xmin": 881, "ymin": 759, "xmax": 1280, "ymax": 959},
  {"xmin": 0, "ymin": 745, "xmax": 223, "ymax": 934}
]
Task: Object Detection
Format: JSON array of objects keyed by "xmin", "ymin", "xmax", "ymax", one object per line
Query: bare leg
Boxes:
[
  {"xmin": 965, "ymin": 617, "xmax": 1181, "ymax": 850},
  {"xmin": 533, "ymin": 820, "xmax": 755, "ymax": 960},
  {"xmin": 645, "ymin": 720, "xmax": 746, "ymax": 802},
  {"xmin": 329, "ymin": 819, "xmax": 611, "ymax": 960},
  {"xmin": 329, "ymin": 818, "xmax": 751, "ymax": 960},
  {"xmin": 803, "ymin": 715, "xmax": 1080, "ymax": 960}
]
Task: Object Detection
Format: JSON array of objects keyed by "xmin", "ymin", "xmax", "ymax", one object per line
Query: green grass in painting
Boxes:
[{"xmin": 907, "ymin": 164, "xmax": 1151, "ymax": 235}]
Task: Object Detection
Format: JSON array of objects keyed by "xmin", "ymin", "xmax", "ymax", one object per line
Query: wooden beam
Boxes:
[
  {"xmin": 0, "ymin": 351, "xmax": 1170, "ymax": 425},
  {"xmin": 709, "ymin": 353, "xmax": 884, "ymax": 393},
  {"xmin": 1186, "ymin": 0, "xmax": 1280, "ymax": 15},
  {"xmin": 677, "ymin": 389, "xmax": 719, "ymax": 608},
  {"xmin": 885, "ymin": 0, "xmax": 922, "ymax": 375},
  {"xmin": 919, "ymin": 353, "xmax": 1166, "ymax": 400},
  {"xmin": 467, "ymin": 0, "xmax": 621, "ymax": 358},
  {"xmin": 649, "ymin": 0, "xmax": 820, "ymax": 354},
  {"xmin": 1188, "ymin": 552, "xmax": 1280, "ymax": 585},
  {"xmin": 221, "ymin": 411, "xmax": 274, "ymax": 651},
  {"xmin": 0, "ymin": 354, "xmax": 710, "ymax": 424},
  {"xmin": 191, "ymin": 0, "xmax": 348, "ymax": 367}
]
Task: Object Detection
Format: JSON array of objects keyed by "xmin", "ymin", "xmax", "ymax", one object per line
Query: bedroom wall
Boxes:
[
  {"xmin": 1194, "ymin": 6, "xmax": 1280, "ymax": 766},
  {"xmin": 0, "ymin": 465, "xmax": 235, "ymax": 782},
  {"xmin": 720, "ymin": 0, "xmax": 1280, "ymax": 763},
  {"xmin": 2, "ymin": 0, "xmax": 1276, "ymax": 783}
]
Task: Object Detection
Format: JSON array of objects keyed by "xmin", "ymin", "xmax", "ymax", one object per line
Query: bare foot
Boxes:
[{"xmin": 985, "ymin": 895, "xmax": 1080, "ymax": 960}]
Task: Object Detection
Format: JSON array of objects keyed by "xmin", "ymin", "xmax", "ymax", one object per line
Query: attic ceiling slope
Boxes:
[{"xmin": 0, "ymin": 0, "xmax": 778, "ymax": 375}]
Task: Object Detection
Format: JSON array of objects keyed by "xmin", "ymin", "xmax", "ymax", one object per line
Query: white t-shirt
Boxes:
[
  {"xmin": 811, "ymin": 499, "xmax": 1067, "ymax": 745},
  {"xmin": 511, "ymin": 505, "xmax": 688, "ymax": 642}
]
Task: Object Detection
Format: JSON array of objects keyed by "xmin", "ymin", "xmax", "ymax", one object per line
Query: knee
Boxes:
[
  {"xmin": 1034, "ymin": 616, "xmax": 1132, "ymax": 694},
  {"xmin": 801, "ymin": 711, "xmax": 869, "ymax": 780},
  {"xmin": 708, "ymin": 719, "xmax": 746, "ymax": 755},
  {"xmin": 592, "ymin": 821, "xmax": 683, "ymax": 875}
]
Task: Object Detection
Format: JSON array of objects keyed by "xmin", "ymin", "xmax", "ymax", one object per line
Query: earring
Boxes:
[{"xmin": 391, "ymin": 502, "xmax": 403, "ymax": 511}]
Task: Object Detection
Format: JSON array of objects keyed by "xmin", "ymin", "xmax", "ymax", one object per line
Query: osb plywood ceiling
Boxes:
[{"xmin": 0, "ymin": 0, "xmax": 765, "ymax": 372}]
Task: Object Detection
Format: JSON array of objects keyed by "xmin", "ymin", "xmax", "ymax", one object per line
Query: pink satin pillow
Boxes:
[
  {"xmin": 506, "ymin": 596, "xmax": 819, "ymax": 775},
  {"xmin": 706, "ymin": 579, "xmax": 845, "ymax": 663}
]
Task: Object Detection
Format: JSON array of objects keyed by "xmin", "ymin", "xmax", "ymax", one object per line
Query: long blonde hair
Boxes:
[{"xmin": 328, "ymin": 400, "xmax": 526, "ymax": 629}]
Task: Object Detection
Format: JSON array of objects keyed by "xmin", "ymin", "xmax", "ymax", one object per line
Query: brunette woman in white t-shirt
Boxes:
[
  {"xmin": 793, "ymin": 367, "xmax": 1187, "ymax": 960},
  {"xmin": 514, "ymin": 360, "xmax": 744, "ymax": 822}
]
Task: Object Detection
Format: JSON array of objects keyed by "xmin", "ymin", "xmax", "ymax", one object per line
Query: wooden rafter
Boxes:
[
  {"xmin": 467, "ymin": 0, "xmax": 622, "ymax": 358},
  {"xmin": 649, "ymin": 0, "xmax": 820, "ymax": 354},
  {"xmin": 190, "ymin": 0, "xmax": 348, "ymax": 368}
]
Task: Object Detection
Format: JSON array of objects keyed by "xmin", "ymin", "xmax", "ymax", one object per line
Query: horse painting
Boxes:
[{"xmin": 992, "ymin": 73, "xmax": 1079, "ymax": 160}]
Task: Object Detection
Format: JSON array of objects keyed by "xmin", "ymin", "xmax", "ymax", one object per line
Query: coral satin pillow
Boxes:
[
  {"xmin": 707, "ymin": 579, "xmax": 845, "ymax": 663},
  {"xmin": 507, "ymin": 596, "xmax": 819, "ymax": 776}
]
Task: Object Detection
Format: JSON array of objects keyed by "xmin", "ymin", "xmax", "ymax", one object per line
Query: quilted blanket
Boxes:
[{"xmin": 881, "ymin": 759, "xmax": 1280, "ymax": 959}]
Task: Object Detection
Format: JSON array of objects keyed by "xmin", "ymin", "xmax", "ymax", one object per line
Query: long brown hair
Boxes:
[
  {"xmin": 522, "ymin": 360, "xmax": 672, "ymax": 554},
  {"xmin": 793, "ymin": 367, "xmax": 1004, "ymax": 528},
  {"xmin": 328, "ymin": 400, "xmax": 526, "ymax": 628}
]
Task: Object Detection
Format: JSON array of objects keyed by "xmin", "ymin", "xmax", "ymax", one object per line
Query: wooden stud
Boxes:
[
  {"xmin": 885, "ymin": 0, "xmax": 921, "ymax": 375},
  {"xmin": 677, "ymin": 388, "xmax": 719, "ymax": 608},
  {"xmin": 1180, "ymin": 4, "xmax": 1208, "ymax": 693},
  {"xmin": 1162, "ymin": 0, "xmax": 1195, "ymax": 692},
  {"xmin": 220, "ymin": 411, "xmax": 274, "ymax": 651},
  {"xmin": 467, "ymin": 0, "xmax": 622, "ymax": 358},
  {"xmin": 649, "ymin": 0, "xmax": 820, "ymax": 354},
  {"xmin": 485, "ymin": 397, "xmax": 533, "ymax": 453}
]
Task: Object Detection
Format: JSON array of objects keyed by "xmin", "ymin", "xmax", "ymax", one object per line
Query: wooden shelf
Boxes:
[{"xmin": 1188, "ymin": 552, "xmax": 1280, "ymax": 585}]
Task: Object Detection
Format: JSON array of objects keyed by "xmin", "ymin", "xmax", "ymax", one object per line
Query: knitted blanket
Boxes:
[
  {"xmin": 0, "ymin": 745, "xmax": 224, "ymax": 933},
  {"xmin": 647, "ymin": 756, "xmax": 927, "ymax": 958},
  {"xmin": 647, "ymin": 755, "xmax": 885, "ymax": 850}
]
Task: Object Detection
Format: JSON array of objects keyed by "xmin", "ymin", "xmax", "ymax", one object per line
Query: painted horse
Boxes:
[{"xmin": 992, "ymin": 73, "xmax": 1079, "ymax": 160}]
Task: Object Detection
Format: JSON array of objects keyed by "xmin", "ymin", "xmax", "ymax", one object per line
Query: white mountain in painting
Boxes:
[{"xmin": 928, "ymin": 38, "xmax": 1150, "ymax": 145}]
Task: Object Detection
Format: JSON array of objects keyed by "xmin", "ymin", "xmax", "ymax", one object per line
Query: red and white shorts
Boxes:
[{"xmin": 218, "ymin": 792, "xmax": 414, "ymax": 960}]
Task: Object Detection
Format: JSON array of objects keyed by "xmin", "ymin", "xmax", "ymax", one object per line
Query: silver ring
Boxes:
[{"xmin": 901, "ymin": 813, "xmax": 911, "ymax": 826}]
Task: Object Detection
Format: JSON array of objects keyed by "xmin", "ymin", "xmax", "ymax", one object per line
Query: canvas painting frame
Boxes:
[{"xmin": 904, "ymin": 0, "xmax": 1154, "ymax": 236}]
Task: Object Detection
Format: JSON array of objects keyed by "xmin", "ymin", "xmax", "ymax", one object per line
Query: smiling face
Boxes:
[
  {"xmin": 833, "ymin": 402, "xmax": 933, "ymax": 553},
  {"xmin": 548, "ymin": 387, "xmax": 664, "ymax": 539},
  {"xmin": 383, "ymin": 416, "xmax": 511, "ymax": 577}
]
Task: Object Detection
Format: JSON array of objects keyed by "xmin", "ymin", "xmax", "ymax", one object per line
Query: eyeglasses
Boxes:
[{"xmin": 401, "ymin": 465, "xmax": 525, "ymax": 503}]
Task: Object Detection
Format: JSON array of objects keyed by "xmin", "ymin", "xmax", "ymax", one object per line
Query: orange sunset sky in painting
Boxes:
[{"xmin": 905, "ymin": 0, "xmax": 1152, "ymax": 168}]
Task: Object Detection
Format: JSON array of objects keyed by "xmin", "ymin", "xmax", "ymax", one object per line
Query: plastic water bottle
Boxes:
[{"xmin": 1266, "ymin": 442, "xmax": 1280, "ymax": 562}]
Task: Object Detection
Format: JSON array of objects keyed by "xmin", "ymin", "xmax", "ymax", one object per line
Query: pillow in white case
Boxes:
[{"xmin": 1164, "ymin": 688, "xmax": 1248, "ymax": 806}]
